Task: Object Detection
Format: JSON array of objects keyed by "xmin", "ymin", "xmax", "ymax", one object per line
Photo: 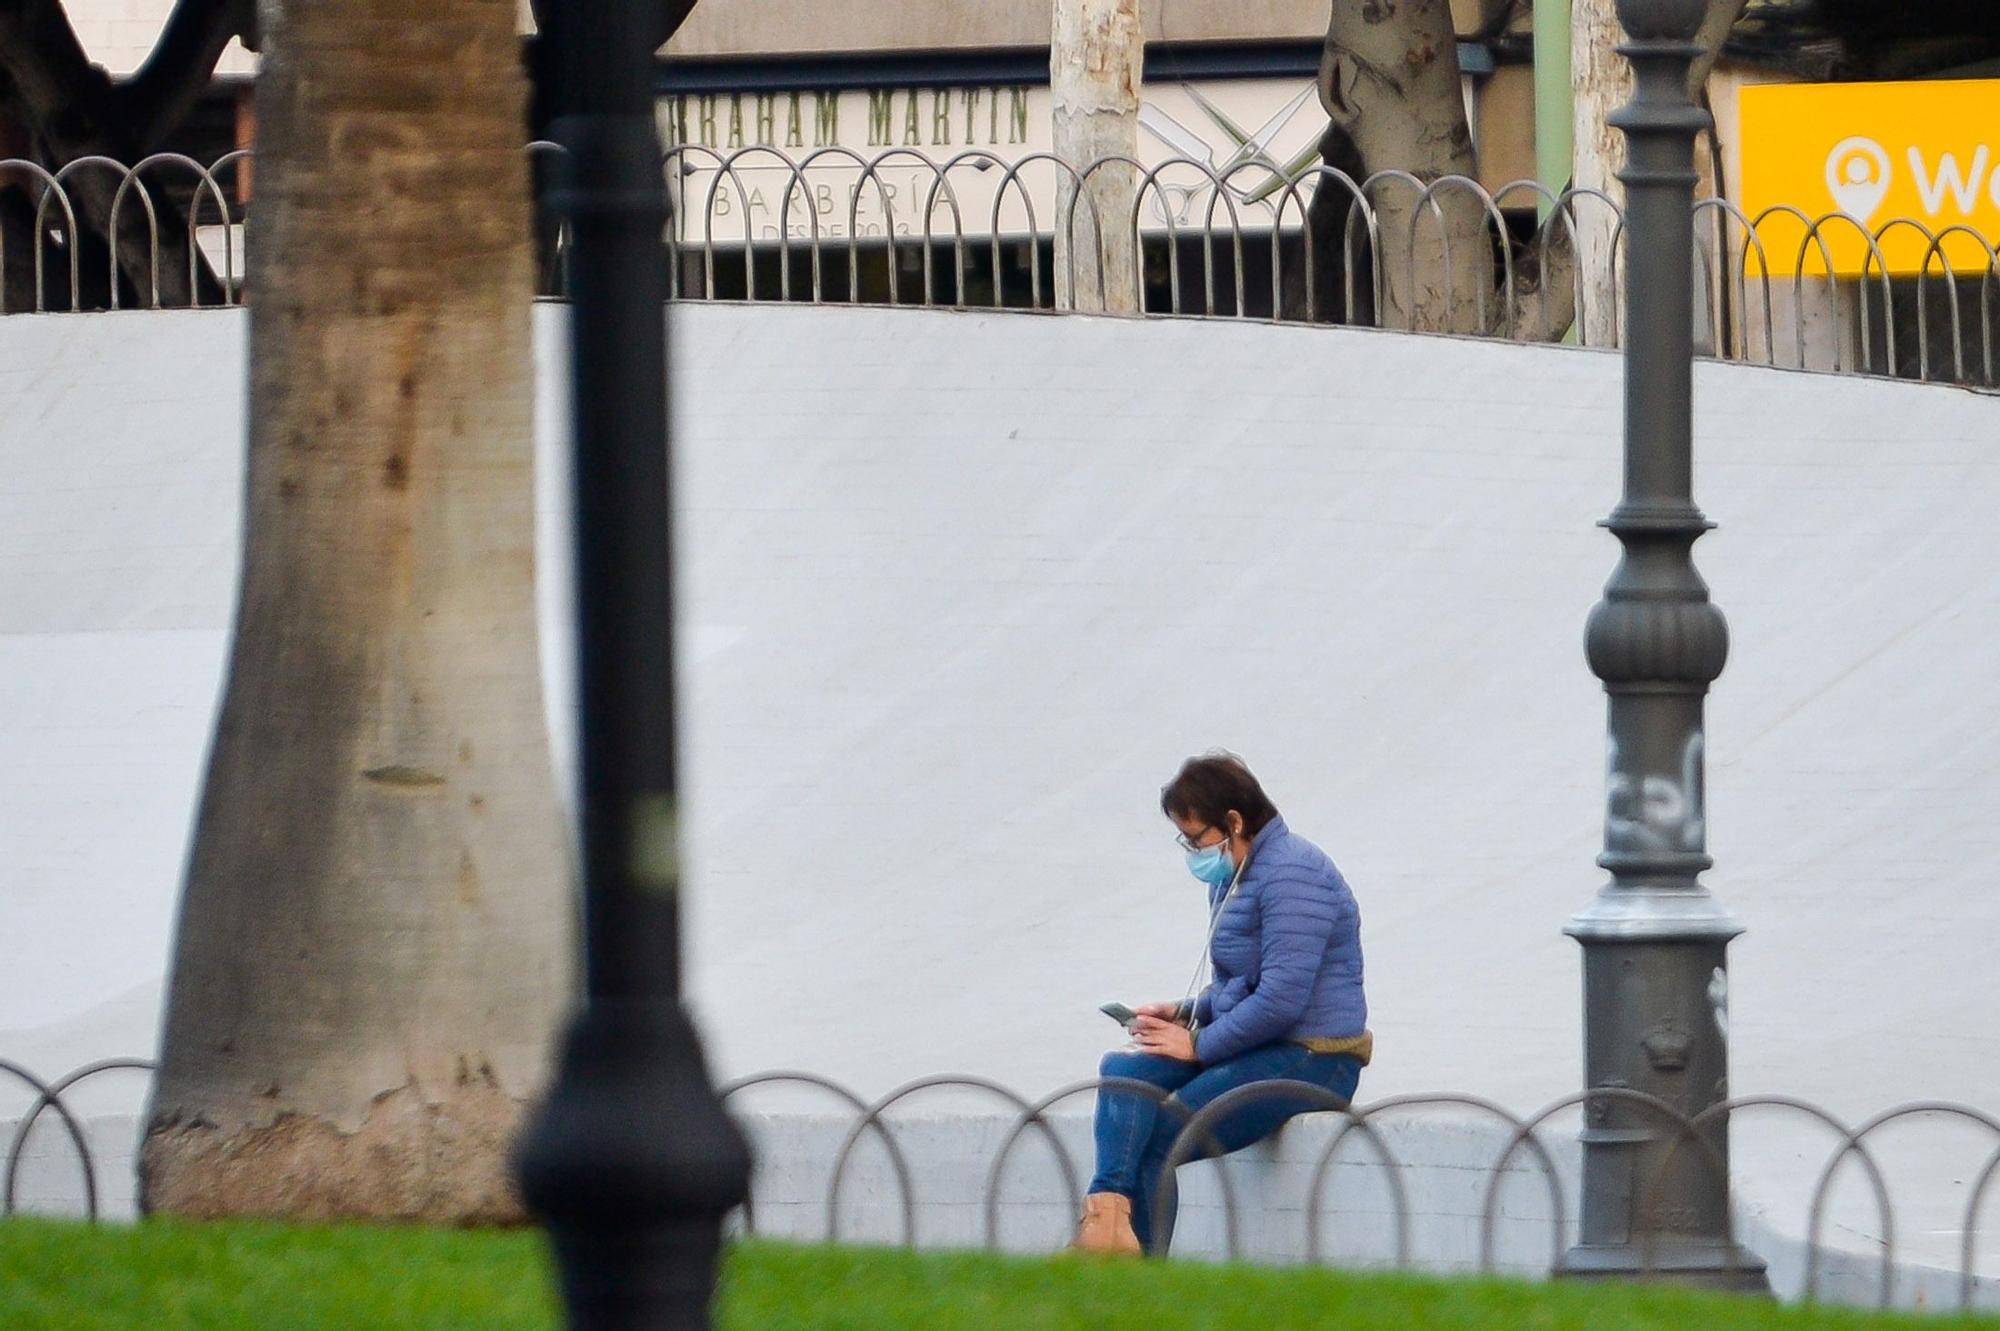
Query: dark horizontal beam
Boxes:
[{"xmin": 654, "ymin": 39, "xmax": 1509, "ymax": 97}]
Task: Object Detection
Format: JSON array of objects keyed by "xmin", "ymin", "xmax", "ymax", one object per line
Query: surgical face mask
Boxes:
[{"xmin": 1185, "ymin": 842, "xmax": 1236, "ymax": 886}]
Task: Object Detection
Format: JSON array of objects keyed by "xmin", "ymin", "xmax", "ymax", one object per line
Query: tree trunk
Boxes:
[
  {"xmin": 1293, "ymin": 121, "xmax": 1373, "ymax": 325},
  {"xmin": 1051, "ymin": 0, "xmax": 1142, "ymax": 313},
  {"xmin": 1571, "ymin": 0, "xmax": 1744, "ymax": 346},
  {"xmin": 0, "ymin": 116, "xmax": 43, "ymax": 313},
  {"xmin": 1570, "ymin": 0, "xmax": 1629, "ymax": 345},
  {"xmin": 0, "ymin": 0, "xmax": 250, "ymax": 308},
  {"xmin": 140, "ymin": 0, "xmax": 573, "ymax": 1222},
  {"xmin": 1301, "ymin": 0, "xmax": 1738, "ymax": 342},
  {"xmin": 0, "ymin": 186, "xmax": 47, "ymax": 314},
  {"xmin": 1318, "ymin": 0, "xmax": 1486, "ymax": 333}
]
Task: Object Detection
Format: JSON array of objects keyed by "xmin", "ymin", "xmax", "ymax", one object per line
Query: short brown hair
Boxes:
[{"xmin": 1160, "ymin": 751, "xmax": 1279, "ymax": 837}]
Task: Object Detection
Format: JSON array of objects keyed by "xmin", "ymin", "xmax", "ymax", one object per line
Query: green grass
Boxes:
[{"xmin": 1, "ymin": 1218, "xmax": 1995, "ymax": 1330}]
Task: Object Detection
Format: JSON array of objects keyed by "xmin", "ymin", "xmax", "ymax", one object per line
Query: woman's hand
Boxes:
[
  {"xmin": 1134, "ymin": 1001, "xmax": 1184, "ymax": 1023},
  {"xmin": 1132, "ymin": 1014, "xmax": 1197, "ymax": 1062}
]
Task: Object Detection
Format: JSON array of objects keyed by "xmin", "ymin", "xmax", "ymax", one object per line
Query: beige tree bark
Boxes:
[
  {"xmin": 1051, "ymin": 0, "xmax": 1142, "ymax": 313},
  {"xmin": 139, "ymin": 0, "xmax": 573, "ymax": 1222},
  {"xmin": 1305, "ymin": 0, "xmax": 1743, "ymax": 342},
  {"xmin": 1319, "ymin": 0, "xmax": 1485, "ymax": 333},
  {"xmin": 1572, "ymin": 0, "xmax": 1744, "ymax": 345}
]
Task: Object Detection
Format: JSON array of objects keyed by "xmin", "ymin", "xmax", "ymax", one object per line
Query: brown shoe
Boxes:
[{"xmin": 1069, "ymin": 1191, "xmax": 1142, "ymax": 1255}]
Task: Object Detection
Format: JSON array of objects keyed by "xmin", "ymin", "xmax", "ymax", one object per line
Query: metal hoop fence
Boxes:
[
  {"xmin": 6, "ymin": 148, "xmax": 1997, "ymax": 387},
  {"xmin": 10, "ymin": 1055, "xmax": 2000, "ymax": 1310}
]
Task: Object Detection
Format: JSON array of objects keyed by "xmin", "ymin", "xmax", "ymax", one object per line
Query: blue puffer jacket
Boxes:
[{"xmin": 1190, "ymin": 816, "xmax": 1366, "ymax": 1065}]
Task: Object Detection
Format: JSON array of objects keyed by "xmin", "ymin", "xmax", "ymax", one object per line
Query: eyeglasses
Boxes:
[{"xmin": 1175, "ymin": 826, "xmax": 1228, "ymax": 853}]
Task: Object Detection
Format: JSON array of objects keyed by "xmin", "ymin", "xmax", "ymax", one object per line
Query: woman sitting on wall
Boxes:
[{"xmin": 1074, "ymin": 752, "xmax": 1370, "ymax": 1255}]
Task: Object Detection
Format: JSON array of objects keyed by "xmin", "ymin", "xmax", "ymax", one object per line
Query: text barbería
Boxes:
[{"xmin": 666, "ymin": 87, "xmax": 1035, "ymax": 153}]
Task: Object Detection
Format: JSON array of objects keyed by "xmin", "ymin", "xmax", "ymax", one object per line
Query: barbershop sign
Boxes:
[
  {"xmin": 1737, "ymin": 79, "xmax": 2000, "ymax": 277},
  {"xmin": 657, "ymin": 78, "xmax": 1326, "ymax": 244}
]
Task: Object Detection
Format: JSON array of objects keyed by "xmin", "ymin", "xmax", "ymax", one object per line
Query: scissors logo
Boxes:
[{"xmin": 1138, "ymin": 84, "xmax": 1320, "ymax": 224}]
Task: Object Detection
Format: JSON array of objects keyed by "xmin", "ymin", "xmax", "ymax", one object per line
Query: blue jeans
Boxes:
[{"xmin": 1088, "ymin": 1042, "xmax": 1362, "ymax": 1253}]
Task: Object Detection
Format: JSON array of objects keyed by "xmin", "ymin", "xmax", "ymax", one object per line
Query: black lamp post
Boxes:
[
  {"xmin": 1560, "ymin": 0, "xmax": 1766, "ymax": 1292},
  {"xmin": 514, "ymin": 3, "xmax": 752, "ymax": 1328}
]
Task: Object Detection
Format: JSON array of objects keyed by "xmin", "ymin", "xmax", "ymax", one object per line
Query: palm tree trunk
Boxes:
[{"xmin": 140, "ymin": 0, "xmax": 573, "ymax": 1221}]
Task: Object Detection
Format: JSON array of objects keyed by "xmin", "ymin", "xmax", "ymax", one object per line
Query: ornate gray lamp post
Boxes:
[
  {"xmin": 515, "ymin": 3, "xmax": 752, "ymax": 1328},
  {"xmin": 1560, "ymin": 0, "xmax": 1767, "ymax": 1292}
]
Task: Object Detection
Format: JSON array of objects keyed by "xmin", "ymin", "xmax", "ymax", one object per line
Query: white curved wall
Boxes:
[{"xmin": 4, "ymin": 303, "xmax": 2000, "ymax": 1291}]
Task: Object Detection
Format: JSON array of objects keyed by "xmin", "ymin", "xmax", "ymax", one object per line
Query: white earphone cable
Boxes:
[{"xmin": 1181, "ymin": 849, "xmax": 1249, "ymax": 1040}]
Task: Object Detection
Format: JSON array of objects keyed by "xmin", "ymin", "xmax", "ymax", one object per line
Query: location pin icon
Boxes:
[{"xmin": 1825, "ymin": 136, "xmax": 1892, "ymax": 223}]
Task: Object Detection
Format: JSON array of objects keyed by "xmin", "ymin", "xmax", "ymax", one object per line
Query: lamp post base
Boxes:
[
  {"xmin": 542, "ymin": 1220, "xmax": 733, "ymax": 1331},
  {"xmin": 1556, "ymin": 1239, "xmax": 1773, "ymax": 1294},
  {"xmin": 516, "ymin": 1001, "xmax": 753, "ymax": 1331}
]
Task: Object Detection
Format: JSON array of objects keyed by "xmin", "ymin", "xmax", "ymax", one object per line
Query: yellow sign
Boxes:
[{"xmin": 1737, "ymin": 79, "xmax": 2000, "ymax": 277}]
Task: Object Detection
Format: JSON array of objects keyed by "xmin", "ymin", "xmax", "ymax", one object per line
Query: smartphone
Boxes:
[{"xmin": 1100, "ymin": 1002, "xmax": 1138, "ymax": 1030}]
